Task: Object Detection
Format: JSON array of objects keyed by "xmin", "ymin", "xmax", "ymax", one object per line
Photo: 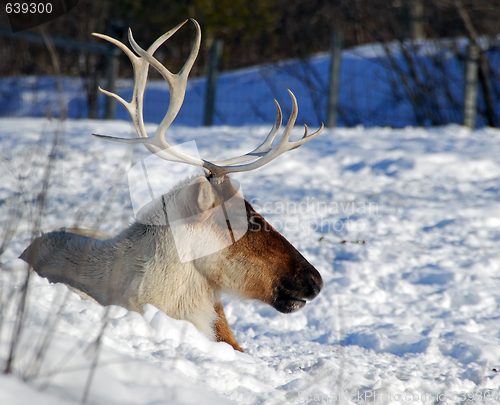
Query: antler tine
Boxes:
[
  {"xmin": 93, "ymin": 21, "xmax": 191, "ymax": 145},
  {"xmin": 148, "ymin": 19, "xmax": 189, "ymax": 55},
  {"xmin": 209, "ymin": 90, "xmax": 324, "ymax": 177},
  {"xmin": 92, "ymin": 31, "xmax": 149, "ymax": 140},
  {"xmin": 211, "ymin": 100, "xmax": 283, "ymax": 166},
  {"xmin": 92, "ymin": 20, "xmax": 209, "ymax": 169},
  {"xmin": 127, "ymin": 20, "xmax": 200, "ymax": 137}
]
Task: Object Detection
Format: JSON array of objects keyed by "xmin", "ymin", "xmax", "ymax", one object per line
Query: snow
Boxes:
[
  {"xmin": 3, "ymin": 37, "xmax": 500, "ymax": 129},
  {"xmin": 1, "ymin": 117, "xmax": 500, "ymax": 404}
]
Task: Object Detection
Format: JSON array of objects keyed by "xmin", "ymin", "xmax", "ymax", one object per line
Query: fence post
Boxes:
[
  {"xmin": 326, "ymin": 30, "xmax": 343, "ymax": 128},
  {"xmin": 463, "ymin": 42, "xmax": 479, "ymax": 129},
  {"xmin": 402, "ymin": 0, "xmax": 424, "ymax": 40},
  {"xmin": 203, "ymin": 38, "xmax": 223, "ymax": 126},
  {"xmin": 104, "ymin": 21, "xmax": 125, "ymax": 120}
]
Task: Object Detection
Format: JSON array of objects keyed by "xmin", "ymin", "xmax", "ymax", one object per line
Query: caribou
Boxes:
[{"xmin": 20, "ymin": 19, "xmax": 324, "ymax": 352}]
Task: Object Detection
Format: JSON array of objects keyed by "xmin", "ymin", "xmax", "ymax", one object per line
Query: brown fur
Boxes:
[
  {"xmin": 65, "ymin": 228, "xmax": 114, "ymax": 240},
  {"xmin": 213, "ymin": 302, "xmax": 243, "ymax": 352}
]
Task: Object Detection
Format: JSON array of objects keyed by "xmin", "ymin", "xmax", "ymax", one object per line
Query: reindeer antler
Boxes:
[{"xmin": 92, "ymin": 19, "xmax": 323, "ymax": 178}]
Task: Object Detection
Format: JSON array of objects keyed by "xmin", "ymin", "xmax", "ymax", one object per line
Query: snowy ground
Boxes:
[{"xmin": 1, "ymin": 117, "xmax": 500, "ymax": 404}]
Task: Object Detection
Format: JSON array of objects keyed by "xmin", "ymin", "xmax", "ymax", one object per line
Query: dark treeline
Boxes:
[{"xmin": 1, "ymin": 1, "xmax": 500, "ymax": 78}]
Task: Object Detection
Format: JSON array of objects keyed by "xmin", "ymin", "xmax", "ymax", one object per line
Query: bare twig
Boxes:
[
  {"xmin": 3, "ymin": 132, "xmax": 60, "ymax": 375},
  {"xmin": 81, "ymin": 307, "xmax": 110, "ymax": 404},
  {"xmin": 3, "ymin": 26, "xmax": 65, "ymax": 376}
]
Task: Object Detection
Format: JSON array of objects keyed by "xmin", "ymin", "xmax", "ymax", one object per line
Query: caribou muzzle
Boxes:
[{"xmin": 272, "ymin": 263, "xmax": 323, "ymax": 314}]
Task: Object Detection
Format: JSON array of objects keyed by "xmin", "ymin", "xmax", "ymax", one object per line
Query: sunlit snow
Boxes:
[{"xmin": 1, "ymin": 118, "xmax": 500, "ymax": 404}]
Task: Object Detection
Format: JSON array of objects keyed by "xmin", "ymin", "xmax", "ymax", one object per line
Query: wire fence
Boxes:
[{"xmin": 2, "ymin": 36, "xmax": 500, "ymax": 129}]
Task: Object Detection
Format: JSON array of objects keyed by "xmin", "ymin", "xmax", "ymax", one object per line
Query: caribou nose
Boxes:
[
  {"xmin": 291, "ymin": 262, "xmax": 323, "ymax": 301},
  {"xmin": 305, "ymin": 266, "xmax": 323, "ymax": 299},
  {"xmin": 310, "ymin": 269, "xmax": 323, "ymax": 295}
]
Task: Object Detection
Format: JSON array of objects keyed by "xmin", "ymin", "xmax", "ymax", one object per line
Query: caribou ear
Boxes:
[
  {"xmin": 195, "ymin": 177, "xmax": 215, "ymax": 212},
  {"xmin": 174, "ymin": 177, "xmax": 215, "ymax": 218}
]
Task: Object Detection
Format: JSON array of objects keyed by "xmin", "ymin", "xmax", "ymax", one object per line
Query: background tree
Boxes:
[
  {"xmin": 1, "ymin": 0, "xmax": 500, "ymax": 124},
  {"xmin": 3, "ymin": 0, "xmax": 500, "ymax": 75}
]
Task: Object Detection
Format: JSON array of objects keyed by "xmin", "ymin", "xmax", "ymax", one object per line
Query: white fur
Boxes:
[{"xmin": 21, "ymin": 176, "xmax": 235, "ymax": 341}]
